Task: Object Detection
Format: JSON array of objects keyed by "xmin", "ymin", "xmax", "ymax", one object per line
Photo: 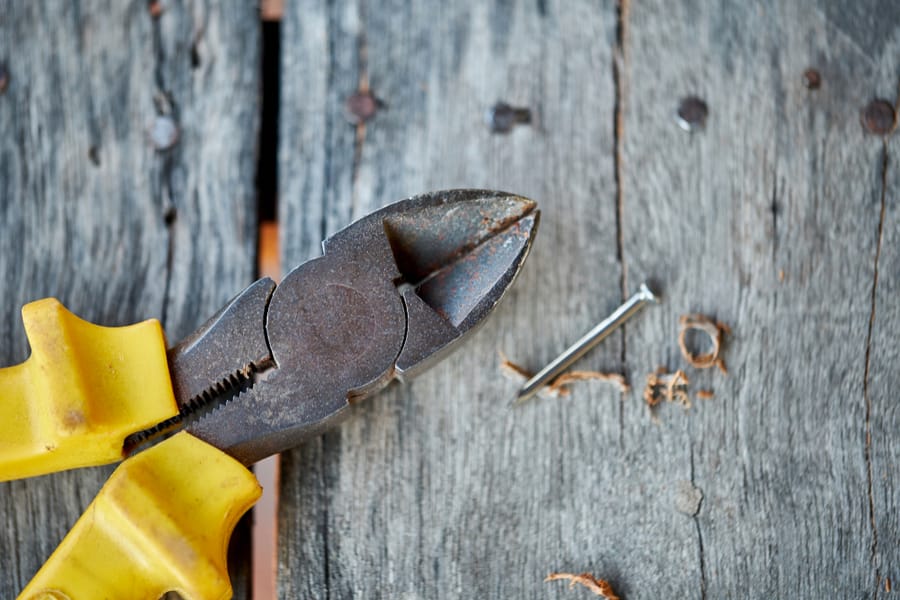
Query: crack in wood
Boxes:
[
  {"xmin": 770, "ymin": 172, "xmax": 780, "ymax": 261},
  {"xmin": 690, "ymin": 446, "xmax": 707, "ymax": 600},
  {"xmin": 864, "ymin": 141, "xmax": 888, "ymax": 600},
  {"xmin": 150, "ymin": 14, "xmax": 178, "ymax": 331},
  {"xmin": 613, "ymin": 0, "xmax": 630, "ymax": 447},
  {"xmin": 320, "ymin": 0, "xmax": 339, "ymax": 243},
  {"xmin": 350, "ymin": 0, "xmax": 369, "ymax": 221}
]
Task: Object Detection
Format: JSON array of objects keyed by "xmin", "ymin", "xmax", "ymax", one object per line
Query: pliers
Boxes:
[{"xmin": 0, "ymin": 189, "xmax": 539, "ymax": 599}]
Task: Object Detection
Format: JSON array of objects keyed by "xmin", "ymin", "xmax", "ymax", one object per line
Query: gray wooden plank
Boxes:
[
  {"xmin": 0, "ymin": 1, "xmax": 259, "ymax": 596},
  {"xmin": 871, "ymin": 115, "xmax": 900, "ymax": 593},
  {"xmin": 280, "ymin": 1, "xmax": 900, "ymax": 599},
  {"xmin": 621, "ymin": 0, "xmax": 900, "ymax": 597},
  {"xmin": 277, "ymin": 1, "xmax": 701, "ymax": 598}
]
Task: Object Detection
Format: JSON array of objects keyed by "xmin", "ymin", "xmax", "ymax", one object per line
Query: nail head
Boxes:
[
  {"xmin": 676, "ymin": 96, "xmax": 708, "ymax": 131},
  {"xmin": 345, "ymin": 91, "xmax": 379, "ymax": 125},
  {"xmin": 0, "ymin": 63, "xmax": 9, "ymax": 94},
  {"xmin": 862, "ymin": 99, "xmax": 896, "ymax": 136},
  {"xmin": 486, "ymin": 102, "xmax": 530, "ymax": 134},
  {"xmin": 149, "ymin": 115, "xmax": 179, "ymax": 150},
  {"xmin": 638, "ymin": 283, "xmax": 658, "ymax": 303},
  {"xmin": 802, "ymin": 68, "xmax": 821, "ymax": 90}
]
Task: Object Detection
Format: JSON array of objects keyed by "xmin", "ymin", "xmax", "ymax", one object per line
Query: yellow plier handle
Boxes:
[
  {"xmin": 0, "ymin": 298, "xmax": 180, "ymax": 480},
  {"xmin": 19, "ymin": 431, "xmax": 261, "ymax": 600},
  {"xmin": 0, "ymin": 299, "xmax": 262, "ymax": 599}
]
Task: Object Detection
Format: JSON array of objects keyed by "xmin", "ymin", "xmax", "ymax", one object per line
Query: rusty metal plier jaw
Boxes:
[{"xmin": 153, "ymin": 190, "xmax": 538, "ymax": 465}]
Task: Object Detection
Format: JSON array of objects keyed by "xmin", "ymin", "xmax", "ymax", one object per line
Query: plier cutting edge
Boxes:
[{"xmin": 0, "ymin": 189, "xmax": 539, "ymax": 599}]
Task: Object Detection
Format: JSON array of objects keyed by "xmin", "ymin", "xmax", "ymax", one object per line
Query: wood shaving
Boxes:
[
  {"xmin": 545, "ymin": 573, "xmax": 620, "ymax": 600},
  {"xmin": 498, "ymin": 351, "xmax": 533, "ymax": 380},
  {"xmin": 696, "ymin": 389, "xmax": 714, "ymax": 400},
  {"xmin": 549, "ymin": 371, "xmax": 630, "ymax": 395},
  {"xmin": 678, "ymin": 314, "xmax": 730, "ymax": 373},
  {"xmin": 499, "ymin": 351, "xmax": 629, "ymax": 398},
  {"xmin": 643, "ymin": 368, "xmax": 691, "ymax": 408}
]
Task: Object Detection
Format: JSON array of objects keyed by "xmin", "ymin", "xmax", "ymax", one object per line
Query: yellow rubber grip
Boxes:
[
  {"xmin": 19, "ymin": 431, "xmax": 262, "ymax": 600},
  {"xmin": 0, "ymin": 298, "xmax": 180, "ymax": 481}
]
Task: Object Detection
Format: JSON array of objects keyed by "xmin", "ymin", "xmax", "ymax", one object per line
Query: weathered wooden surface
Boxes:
[
  {"xmin": 874, "ymin": 129, "xmax": 900, "ymax": 595},
  {"xmin": 1, "ymin": 0, "xmax": 898, "ymax": 598},
  {"xmin": 622, "ymin": 1, "xmax": 900, "ymax": 596},
  {"xmin": 0, "ymin": 1, "xmax": 259, "ymax": 597},
  {"xmin": 279, "ymin": 1, "xmax": 900, "ymax": 598}
]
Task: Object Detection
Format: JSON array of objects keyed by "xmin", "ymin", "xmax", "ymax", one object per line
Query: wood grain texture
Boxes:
[
  {"xmin": 278, "ymin": 1, "xmax": 646, "ymax": 598},
  {"xmin": 0, "ymin": 1, "xmax": 259, "ymax": 597},
  {"xmin": 278, "ymin": 0, "xmax": 900, "ymax": 598},
  {"xmin": 621, "ymin": 0, "xmax": 900, "ymax": 597},
  {"xmin": 871, "ymin": 125, "xmax": 900, "ymax": 594}
]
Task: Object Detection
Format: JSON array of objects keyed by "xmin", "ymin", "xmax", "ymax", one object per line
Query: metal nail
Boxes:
[
  {"xmin": 0, "ymin": 63, "xmax": 9, "ymax": 94},
  {"xmin": 486, "ymin": 102, "xmax": 532, "ymax": 134},
  {"xmin": 345, "ymin": 90, "xmax": 382, "ymax": 125},
  {"xmin": 862, "ymin": 99, "xmax": 896, "ymax": 136},
  {"xmin": 676, "ymin": 96, "xmax": 708, "ymax": 131},
  {"xmin": 802, "ymin": 68, "xmax": 821, "ymax": 90},
  {"xmin": 514, "ymin": 284, "xmax": 658, "ymax": 405},
  {"xmin": 148, "ymin": 115, "xmax": 179, "ymax": 151}
]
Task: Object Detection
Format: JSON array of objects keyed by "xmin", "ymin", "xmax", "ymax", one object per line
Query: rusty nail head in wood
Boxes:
[
  {"xmin": 802, "ymin": 69, "xmax": 821, "ymax": 90},
  {"xmin": 344, "ymin": 91, "xmax": 380, "ymax": 125},
  {"xmin": 148, "ymin": 0, "xmax": 164, "ymax": 17},
  {"xmin": 676, "ymin": 96, "xmax": 708, "ymax": 131},
  {"xmin": 862, "ymin": 100, "xmax": 896, "ymax": 136},
  {"xmin": 485, "ymin": 102, "xmax": 531, "ymax": 134},
  {"xmin": 0, "ymin": 63, "xmax": 8, "ymax": 94}
]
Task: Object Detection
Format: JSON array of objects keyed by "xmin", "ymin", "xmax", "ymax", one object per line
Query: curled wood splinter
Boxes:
[
  {"xmin": 499, "ymin": 351, "xmax": 629, "ymax": 399},
  {"xmin": 678, "ymin": 314, "xmax": 730, "ymax": 373},
  {"xmin": 545, "ymin": 573, "xmax": 620, "ymax": 599},
  {"xmin": 643, "ymin": 368, "xmax": 691, "ymax": 408}
]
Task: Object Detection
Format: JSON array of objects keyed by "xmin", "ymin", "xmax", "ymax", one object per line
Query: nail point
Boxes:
[{"xmin": 514, "ymin": 284, "xmax": 658, "ymax": 405}]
